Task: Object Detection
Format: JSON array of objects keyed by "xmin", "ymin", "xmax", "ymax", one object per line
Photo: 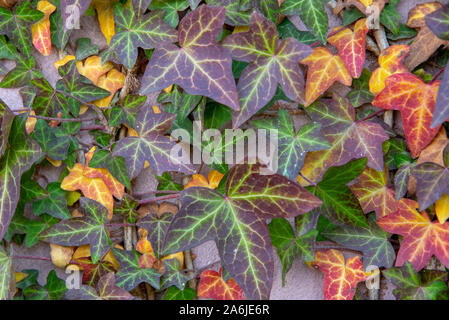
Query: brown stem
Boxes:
[
  {"xmin": 138, "ymin": 193, "xmax": 180, "ymax": 205},
  {"xmin": 17, "ymin": 114, "xmax": 98, "ymax": 122},
  {"xmin": 356, "ymin": 109, "xmax": 385, "ymax": 123},
  {"xmin": 80, "ymin": 125, "xmax": 107, "ymax": 131},
  {"xmin": 184, "ymin": 249, "xmax": 197, "ymax": 290}
]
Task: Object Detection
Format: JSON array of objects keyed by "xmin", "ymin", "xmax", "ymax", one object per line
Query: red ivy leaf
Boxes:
[{"xmin": 198, "ymin": 268, "xmax": 245, "ymax": 300}]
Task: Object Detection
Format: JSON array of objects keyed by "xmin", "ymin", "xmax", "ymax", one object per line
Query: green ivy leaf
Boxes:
[
  {"xmin": 44, "ymin": 270, "xmax": 67, "ymax": 300},
  {"xmin": 0, "ymin": 55, "xmax": 42, "ymax": 88},
  {"xmin": 24, "ymin": 214, "xmax": 59, "ymax": 248},
  {"xmin": 205, "ymin": 0, "xmax": 250, "ymax": 26},
  {"xmin": 380, "ymin": 0, "xmax": 401, "ymax": 35},
  {"xmin": 278, "ymin": 18, "xmax": 318, "ymax": 45},
  {"xmin": 88, "ymin": 149, "xmax": 131, "ymax": 189},
  {"xmin": 383, "ymin": 262, "xmax": 449, "ymax": 300},
  {"xmin": 268, "ymin": 218, "xmax": 317, "ymax": 286},
  {"xmin": 75, "ymin": 37, "xmax": 99, "ymax": 60},
  {"xmin": 39, "ymin": 198, "xmax": 112, "ymax": 263},
  {"xmin": 108, "ymin": 1, "xmax": 177, "ymax": 69},
  {"xmin": 0, "ymin": 1, "xmax": 43, "ymax": 57},
  {"xmin": 323, "ymin": 214, "xmax": 395, "ymax": 268},
  {"xmin": 137, "ymin": 212, "xmax": 173, "ymax": 259},
  {"xmin": 252, "ymin": 109, "xmax": 330, "ymax": 180},
  {"xmin": 0, "ymin": 114, "xmax": 42, "ymax": 240},
  {"xmin": 163, "ymin": 286, "xmax": 197, "ymax": 300},
  {"xmin": 33, "ymin": 182, "xmax": 70, "ymax": 220},
  {"xmin": 31, "ymin": 119, "xmax": 71, "ymax": 161},
  {"xmin": 280, "ymin": 0, "xmax": 328, "ymax": 44},
  {"xmin": 150, "ymin": 0, "xmax": 189, "ymax": 28},
  {"xmin": 112, "ymin": 248, "xmax": 161, "ymax": 291},
  {"xmin": 163, "ymin": 163, "xmax": 322, "ymax": 299},
  {"xmin": 160, "ymin": 258, "xmax": 193, "ymax": 290},
  {"xmin": 310, "ymin": 158, "xmax": 369, "ymax": 227}
]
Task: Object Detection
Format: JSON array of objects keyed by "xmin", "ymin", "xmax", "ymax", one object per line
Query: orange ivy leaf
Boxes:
[
  {"xmin": 350, "ymin": 165, "xmax": 398, "ymax": 219},
  {"xmin": 313, "ymin": 249, "xmax": 370, "ymax": 300},
  {"xmin": 377, "ymin": 198, "xmax": 449, "ymax": 271},
  {"xmin": 184, "ymin": 170, "xmax": 224, "ymax": 189},
  {"xmin": 61, "ymin": 148, "xmax": 124, "ymax": 219},
  {"xmin": 198, "ymin": 268, "xmax": 245, "ymax": 300},
  {"xmin": 372, "ymin": 73, "xmax": 440, "ymax": 158},
  {"xmin": 75, "ymin": 56, "xmax": 114, "ymax": 85},
  {"xmin": 328, "ymin": 18, "xmax": 368, "ymax": 79},
  {"xmin": 31, "ymin": 0, "xmax": 56, "ymax": 56},
  {"xmin": 301, "ymin": 47, "xmax": 352, "ymax": 106},
  {"xmin": 94, "ymin": 69, "xmax": 125, "ymax": 108},
  {"xmin": 369, "ymin": 45, "xmax": 409, "ymax": 95},
  {"xmin": 92, "ymin": 0, "xmax": 117, "ymax": 45}
]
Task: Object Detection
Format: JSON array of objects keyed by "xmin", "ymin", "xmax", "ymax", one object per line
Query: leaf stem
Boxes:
[
  {"xmin": 19, "ymin": 114, "xmax": 98, "ymax": 122},
  {"xmin": 12, "ymin": 255, "xmax": 52, "ymax": 262},
  {"xmin": 430, "ymin": 67, "xmax": 445, "ymax": 84},
  {"xmin": 138, "ymin": 193, "xmax": 180, "ymax": 204},
  {"xmin": 356, "ymin": 109, "xmax": 385, "ymax": 123},
  {"xmin": 298, "ymin": 172, "xmax": 317, "ymax": 186},
  {"xmin": 106, "ymin": 223, "xmax": 137, "ymax": 228}
]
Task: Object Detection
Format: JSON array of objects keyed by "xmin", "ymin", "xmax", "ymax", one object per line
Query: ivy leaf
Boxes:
[
  {"xmin": 88, "ymin": 149, "xmax": 131, "ymax": 189},
  {"xmin": 383, "ymin": 262, "xmax": 448, "ymax": 300},
  {"xmin": 349, "ymin": 166, "xmax": 398, "ymax": 219},
  {"xmin": 33, "ymin": 182, "xmax": 70, "ymax": 220},
  {"xmin": 197, "ymin": 268, "xmax": 245, "ymax": 300},
  {"xmin": 323, "ymin": 214, "xmax": 395, "ymax": 269},
  {"xmin": 0, "ymin": 1, "xmax": 44, "ymax": 57},
  {"xmin": 112, "ymin": 248, "xmax": 161, "ymax": 291},
  {"xmin": 346, "ymin": 69, "xmax": 374, "ymax": 107},
  {"xmin": 327, "ymin": 19, "xmax": 368, "ymax": 79},
  {"xmin": 150, "ymin": 0, "xmax": 189, "ymax": 28},
  {"xmin": 268, "ymin": 218, "xmax": 317, "ymax": 286},
  {"xmin": 113, "ymin": 106, "xmax": 195, "ymax": 179},
  {"xmin": 31, "ymin": 119, "xmax": 71, "ymax": 161},
  {"xmin": 163, "ymin": 286, "xmax": 197, "ymax": 300},
  {"xmin": 394, "ymin": 163, "xmax": 413, "ymax": 201},
  {"xmin": 310, "ymin": 158, "xmax": 369, "ymax": 227},
  {"xmin": 24, "ymin": 214, "xmax": 58, "ymax": 248},
  {"xmin": 411, "ymin": 146, "xmax": 449, "ymax": 211},
  {"xmin": 379, "ymin": 0, "xmax": 401, "ymax": 35},
  {"xmin": 0, "ymin": 114, "xmax": 42, "ymax": 240},
  {"xmin": 0, "ymin": 55, "xmax": 43, "ymax": 88},
  {"xmin": 299, "ymin": 97, "xmax": 388, "ymax": 185},
  {"xmin": 377, "ymin": 199, "xmax": 449, "ymax": 271},
  {"xmin": 107, "ymin": 2, "xmax": 177, "ymax": 69},
  {"xmin": 301, "ymin": 47, "xmax": 352, "ymax": 107},
  {"xmin": 75, "ymin": 37, "xmax": 99, "ymax": 60},
  {"xmin": 223, "ymin": 11, "xmax": 312, "ymax": 128},
  {"xmin": 137, "ymin": 212, "xmax": 172, "ymax": 259},
  {"xmin": 0, "ymin": 247, "xmax": 12, "ymax": 300},
  {"xmin": 44, "ymin": 270, "xmax": 67, "ymax": 300},
  {"xmin": 140, "ymin": 5, "xmax": 240, "ymax": 112},
  {"xmin": 313, "ymin": 249, "xmax": 370, "ymax": 300},
  {"xmin": 426, "ymin": 4, "xmax": 449, "ymax": 41},
  {"xmin": 280, "ymin": 0, "xmax": 328, "ymax": 44},
  {"xmin": 160, "ymin": 258, "xmax": 193, "ymax": 290},
  {"xmin": 163, "ymin": 163, "xmax": 321, "ymax": 299},
  {"xmin": 39, "ymin": 198, "xmax": 112, "ymax": 263},
  {"xmin": 369, "ymin": 45, "xmax": 409, "ymax": 95},
  {"xmin": 50, "ymin": 0, "xmax": 72, "ymax": 51},
  {"xmin": 372, "ymin": 73, "xmax": 441, "ymax": 158},
  {"xmin": 67, "ymin": 272, "xmax": 135, "ymax": 300},
  {"xmin": 252, "ymin": 110, "xmax": 330, "ymax": 180},
  {"xmin": 205, "ymin": 0, "xmax": 250, "ymax": 26},
  {"xmin": 0, "ymin": 100, "xmax": 14, "ymax": 158},
  {"xmin": 31, "ymin": 1, "xmax": 56, "ymax": 56},
  {"xmin": 61, "ymin": 0, "xmax": 92, "ymax": 30},
  {"xmin": 277, "ymin": 18, "xmax": 318, "ymax": 45}
]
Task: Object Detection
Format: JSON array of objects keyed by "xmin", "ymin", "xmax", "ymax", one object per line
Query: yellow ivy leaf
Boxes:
[
  {"xmin": 31, "ymin": 0, "xmax": 56, "ymax": 56},
  {"xmin": 435, "ymin": 194, "xmax": 449, "ymax": 225},
  {"xmin": 94, "ymin": 69, "xmax": 125, "ymax": 108},
  {"xmin": 46, "ymin": 156, "xmax": 62, "ymax": 167},
  {"xmin": 54, "ymin": 55, "xmax": 75, "ymax": 70},
  {"xmin": 92, "ymin": 0, "xmax": 117, "ymax": 45},
  {"xmin": 184, "ymin": 170, "xmax": 224, "ymax": 189},
  {"xmin": 76, "ymin": 56, "xmax": 114, "ymax": 84},
  {"xmin": 50, "ymin": 244, "xmax": 74, "ymax": 268},
  {"xmin": 60, "ymin": 148, "xmax": 124, "ymax": 219}
]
